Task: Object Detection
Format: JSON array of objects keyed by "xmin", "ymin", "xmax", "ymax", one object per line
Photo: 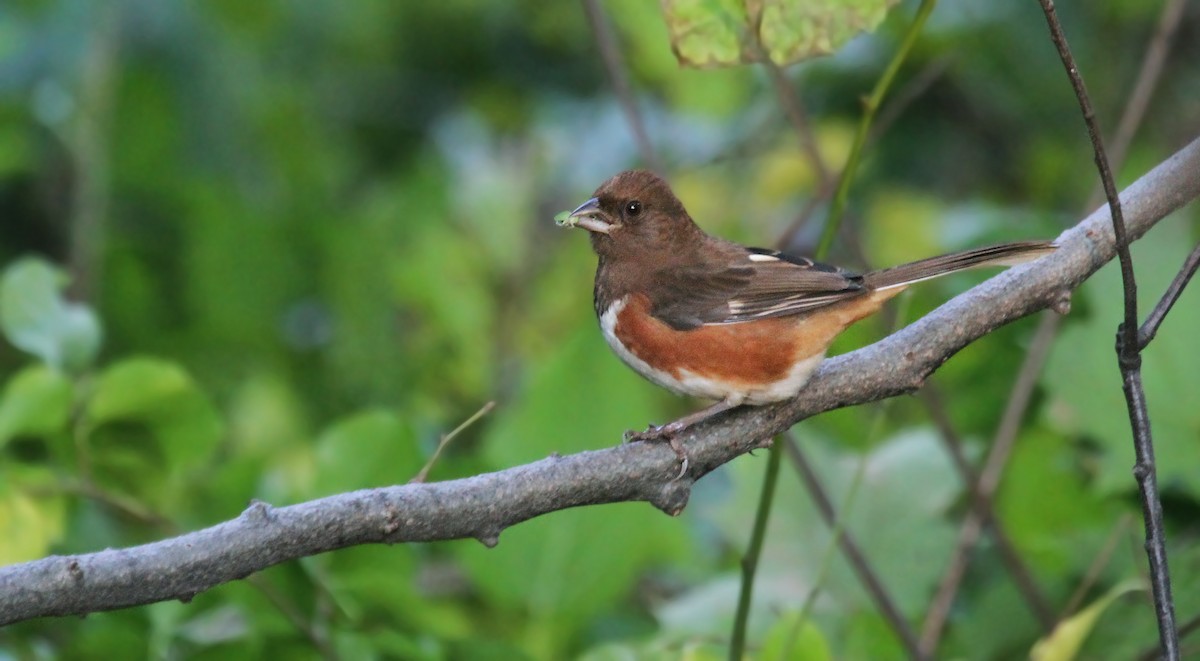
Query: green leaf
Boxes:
[
  {"xmin": 1030, "ymin": 579, "xmax": 1142, "ymax": 661},
  {"xmin": 311, "ymin": 410, "xmax": 424, "ymax": 494},
  {"xmin": 0, "ymin": 365, "xmax": 74, "ymax": 448},
  {"xmin": 761, "ymin": 612, "xmax": 833, "ymax": 661},
  {"xmin": 661, "ymin": 0, "xmax": 900, "ymax": 68},
  {"xmin": 318, "ymin": 545, "xmax": 473, "ymax": 643},
  {"xmin": 333, "ymin": 629, "xmax": 446, "ymax": 661},
  {"xmin": 387, "ymin": 220, "xmax": 496, "ymax": 407},
  {"xmin": 84, "ymin": 358, "xmax": 223, "ymax": 502},
  {"xmin": 995, "ymin": 428, "xmax": 1120, "ymax": 574},
  {"xmin": 0, "ymin": 257, "xmax": 102, "ymax": 372},
  {"xmin": 0, "ymin": 119, "xmax": 31, "ymax": 177},
  {"xmin": 0, "ymin": 476, "xmax": 67, "ymax": 565}
]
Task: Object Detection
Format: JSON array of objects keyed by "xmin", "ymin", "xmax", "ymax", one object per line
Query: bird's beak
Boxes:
[{"xmin": 556, "ymin": 197, "xmax": 612, "ymax": 235}]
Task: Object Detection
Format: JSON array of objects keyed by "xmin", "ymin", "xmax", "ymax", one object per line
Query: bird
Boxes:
[{"xmin": 558, "ymin": 169, "xmax": 1054, "ymax": 462}]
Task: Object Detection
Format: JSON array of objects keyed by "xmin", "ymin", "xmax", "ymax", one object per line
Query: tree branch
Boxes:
[
  {"xmin": 1138, "ymin": 241, "xmax": 1200, "ymax": 349},
  {"xmin": 2, "ymin": 138, "xmax": 1199, "ymax": 627}
]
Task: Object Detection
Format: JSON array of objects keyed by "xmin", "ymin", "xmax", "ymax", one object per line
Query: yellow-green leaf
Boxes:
[
  {"xmin": 1030, "ymin": 579, "xmax": 1144, "ymax": 661},
  {"xmin": 0, "ymin": 365, "xmax": 73, "ymax": 447},
  {"xmin": 661, "ymin": 0, "xmax": 901, "ymax": 68},
  {"xmin": 0, "ymin": 479, "xmax": 66, "ymax": 565},
  {"xmin": 761, "ymin": 611, "xmax": 832, "ymax": 661}
]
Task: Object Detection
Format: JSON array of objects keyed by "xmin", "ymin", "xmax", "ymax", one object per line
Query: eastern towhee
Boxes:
[{"xmin": 558, "ymin": 170, "xmax": 1054, "ymax": 461}]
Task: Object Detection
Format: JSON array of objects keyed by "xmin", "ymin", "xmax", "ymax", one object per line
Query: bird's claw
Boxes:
[
  {"xmin": 623, "ymin": 424, "xmax": 669, "ymax": 443},
  {"xmin": 624, "ymin": 424, "xmax": 690, "ymax": 480}
]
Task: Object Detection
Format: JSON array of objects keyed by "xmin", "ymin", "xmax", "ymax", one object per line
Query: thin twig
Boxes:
[
  {"xmin": 759, "ymin": 60, "xmax": 836, "ymax": 252},
  {"xmin": 1036, "ymin": 1, "xmax": 1136, "ymax": 338},
  {"xmin": 917, "ymin": 315, "xmax": 1060, "ymax": 654},
  {"xmin": 786, "ymin": 501, "xmax": 849, "ymax": 655},
  {"xmin": 777, "ymin": 54, "xmax": 951, "ymax": 251},
  {"xmin": 1084, "ymin": 0, "xmax": 1187, "ymax": 211},
  {"xmin": 730, "ymin": 225, "xmax": 822, "ymax": 657},
  {"xmin": 819, "ymin": 0, "xmax": 938, "ymax": 257},
  {"xmin": 866, "ymin": 55, "xmax": 953, "ymax": 149},
  {"xmin": 782, "ymin": 437, "xmax": 925, "ymax": 659},
  {"xmin": 917, "ymin": 386, "xmax": 1053, "ymax": 650},
  {"xmin": 1037, "ymin": 1, "xmax": 1178, "ymax": 657},
  {"xmin": 919, "ymin": 505, "xmax": 983, "ymax": 655},
  {"xmin": 918, "ymin": 387, "xmax": 973, "ymax": 476},
  {"xmin": 1063, "ymin": 514, "xmax": 1133, "ymax": 617},
  {"xmin": 45, "ymin": 479, "xmax": 174, "ymax": 530},
  {"xmin": 65, "ymin": 4, "xmax": 119, "ymax": 303},
  {"xmin": 965, "ymin": 313, "xmax": 1061, "ymax": 625},
  {"xmin": 743, "ymin": 1, "xmax": 830, "ymax": 188},
  {"xmin": 760, "ymin": 58, "xmax": 832, "ymax": 189},
  {"xmin": 746, "ymin": 13, "xmax": 833, "ymax": 252},
  {"xmin": 1138, "ymin": 242, "xmax": 1200, "ymax": 349},
  {"xmin": 581, "ymin": 0, "xmax": 665, "ymax": 175},
  {"xmin": 245, "ymin": 574, "xmax": 339, "ymax": 661},
  {"xmin": 1115, "ymin": 352, "xmax": 1178, "ymax": 657},
  {"xmin": 729, "ymin": 443, "xmax": 782, "ymax": 660},
  {"xmin": 775, "ymin": 375, "xmax": 902, "ymax": 657},
  {"xmin": 411, "ymin": 401, "xmax": 496, "ymax": 483},
  {"xmin": 775, "ymin": 195, "xmax": 825, "ymax": 256}
]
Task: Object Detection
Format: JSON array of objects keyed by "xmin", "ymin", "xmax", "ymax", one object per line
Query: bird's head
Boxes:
[{"xmin": 558, "ymin": 170, "xmax": 702, "ymax": 260}]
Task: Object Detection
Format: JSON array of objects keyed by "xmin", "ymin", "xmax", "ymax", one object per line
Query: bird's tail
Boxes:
[{"xmin": 864, "ymin": 241, "xmax": 1056, "ymax": 291}]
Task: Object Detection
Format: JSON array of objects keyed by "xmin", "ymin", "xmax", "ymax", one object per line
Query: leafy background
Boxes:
[{"xmin": 1, "ymin": 0, "xmax": 1198, "ymax": 658}]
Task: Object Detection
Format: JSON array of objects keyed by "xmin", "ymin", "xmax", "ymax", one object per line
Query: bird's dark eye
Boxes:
[{"xmin": 625, "ymin": 200, "xmax": 642, "ymax": 217}]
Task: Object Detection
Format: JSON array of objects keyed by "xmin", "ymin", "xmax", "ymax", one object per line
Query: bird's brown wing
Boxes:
[{"xmin": 650, "ymin": 247, "xmax": 867, "ymax": 330}]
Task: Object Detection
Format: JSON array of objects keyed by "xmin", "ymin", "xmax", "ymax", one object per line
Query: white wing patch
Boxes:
[
  {"xmin": 726, "ymin": 293, "xmax": 855, "ymax": 320},
  {"xmin": 747, "ymin": 253, "xmax": 780, "ymax": 262}
]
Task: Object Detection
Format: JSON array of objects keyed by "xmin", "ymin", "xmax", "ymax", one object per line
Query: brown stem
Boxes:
[{"xmin": 581, "ymin": 0, "xmax": 665, "ymax": 175}]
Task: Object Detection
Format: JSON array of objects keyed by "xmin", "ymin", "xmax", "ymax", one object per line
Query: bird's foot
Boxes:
[{"xmin": 624, "ymin": 423, "xmax": 689, "ymax": 479}]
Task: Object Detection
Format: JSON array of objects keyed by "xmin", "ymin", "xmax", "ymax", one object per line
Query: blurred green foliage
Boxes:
[{"xmin": 0, "ymin": 0, "xmax": 1198, "ymax": 658}]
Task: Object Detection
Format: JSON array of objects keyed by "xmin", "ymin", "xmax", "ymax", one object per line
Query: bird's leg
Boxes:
[
  {"xmin": 623, "ymin": 397, "xmax": 743, "ymax": 478},
  {"xmin": 624, "ymin": 397, "xmax": 743, "ymax": 442}
]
